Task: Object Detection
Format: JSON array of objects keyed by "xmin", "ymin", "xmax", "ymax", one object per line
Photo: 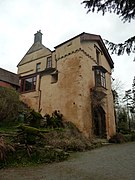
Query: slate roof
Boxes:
[{"xmin": 0, "ymin": 68, "xmax": 19, "ymax": 86}]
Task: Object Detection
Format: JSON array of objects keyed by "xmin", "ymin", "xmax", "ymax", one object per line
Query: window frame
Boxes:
[
  {"xmin": 94, "ymin": 66, "xmax": 107, "ymax": 88},
  {"xmin": 94, "ymin": 44, "xmax": 102, "ymax": 65},
  {"xmin": 96, "ymin": 49, "xmax": 100, "ymax": 64},
  {"xmin": 20, "ymin": 75, "xmax": 37, "ymax": 93},
  {"xmin": 36, "ymin": 62, "xmax": 41, "ymax": 72},
  {"xmin": 46, "ymin": 56, "xmax": 52, "ymax": 69}
]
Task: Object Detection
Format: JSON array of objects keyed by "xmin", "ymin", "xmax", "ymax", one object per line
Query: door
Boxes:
[{"xmin": 93, "ymin": 106, "xmax": 106, "ymax": 138}]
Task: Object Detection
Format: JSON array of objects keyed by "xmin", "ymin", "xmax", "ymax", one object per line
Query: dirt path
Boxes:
[{"xmin": 1, "ymin": 142, "xmax": 135, "ymax": 180}]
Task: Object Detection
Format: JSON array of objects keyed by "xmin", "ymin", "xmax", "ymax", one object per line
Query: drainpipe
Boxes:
[{"xmin": 38, "ymin": 74, "xmax": 42, "ymax": 112}]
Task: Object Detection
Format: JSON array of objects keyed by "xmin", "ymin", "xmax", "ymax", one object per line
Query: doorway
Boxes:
[{"xmin": 93, "ymin": 106, "xmax": 106, "ymax": 138}]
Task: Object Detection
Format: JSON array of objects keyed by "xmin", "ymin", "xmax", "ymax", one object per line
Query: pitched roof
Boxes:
[
  {"xmin": 0, "ymin": 68, "xmax": 19, "ymax": 86},
  {"xmin": 17, "ymin": 42, "xmax": 52, "ymax": 67},
  {"xmin": 25, "ymin": 42, "xmax": 48, "ymax": 55},
  {"xmin": 55, "ymin": 32, "xmax": 114, "ymax": 69}
]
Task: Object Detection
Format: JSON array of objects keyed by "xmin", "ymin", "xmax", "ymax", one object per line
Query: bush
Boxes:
[
  {"xmin": 24, "ymin": 110, "xmax": 43, "ymax": 128},
  {"xmin": 109, "ymin": 133, "xmax": 126, "ymax": 143},
  {"xmin": 16, "ymin": 125, "xmax": 43, "ymax": 145},
  {"xmin": 44, "ymin": 110, "xmax": 64, "ymax": 129},
  {"xmin": 123, "ymin": 134, "xmax": 132, "ymax": 142},
  {"xmin": 0, "ymin": 87, "xmax": 29, "ymax": 126},
  {"xmin": 0, "ymin": 137, "xmax": 15, "ymax": 162},
  {"xmin": 131, "ymin": 132, "xmax": 135, "ymax": 141},
  {"xmin": 119, "ymin": 129, "xmax": 131, "ymax": 134}
]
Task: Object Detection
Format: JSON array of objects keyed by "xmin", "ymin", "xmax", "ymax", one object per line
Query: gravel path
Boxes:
[{"xmin": 1, "ymin": 142, "xmax": 135, "ymax": 180}]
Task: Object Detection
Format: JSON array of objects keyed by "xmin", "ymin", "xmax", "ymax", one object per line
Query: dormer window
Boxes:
[
  {"xmin": 93, "ymin": 66, "xmax": 107, "ymax": 88},
  {"xmin": 46, "ymin": 56, "xmax": 52, "ymax": 68}
]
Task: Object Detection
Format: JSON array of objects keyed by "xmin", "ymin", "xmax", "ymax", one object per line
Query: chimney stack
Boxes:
[{"xmin": 34, "ymin": 30, "xmax": 42, "ymax": 44}]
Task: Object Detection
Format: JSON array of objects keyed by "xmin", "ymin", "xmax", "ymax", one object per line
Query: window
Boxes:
[
  {"xmin": 36, "ymin": 63, "xmax": 41, "ymax": 72},
  {"xmin": 46, "ymin": 56, "xmax": 52, "ymax": 68},
  {"xmin": 94, "ymin": 44, "xmax": 101, "ymax": 64},
  {"xmin": 96, "ymin": 49, "xmax": 100, "ymax": 64},
  {"xmin": 20, "ymin": 76, "xmax": 36, "ymax": 92},
  {"xmin": 95, "ymin": 69, "xmax": 106, "ymax": 88}
]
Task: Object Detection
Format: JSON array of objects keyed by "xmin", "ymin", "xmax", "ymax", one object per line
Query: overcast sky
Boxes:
[{"xmin": 0, "ymin": 0, "xmax": 135, "ymax": 92}]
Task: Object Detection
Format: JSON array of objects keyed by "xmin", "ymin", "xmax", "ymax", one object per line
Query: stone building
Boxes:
[
  {"xmin": 17, "ymin": 31, "xmax": 116, "ymax": 139},
  {"xmin": 0, "ymin": 68, "xmax": 19, "ymax": 89}
]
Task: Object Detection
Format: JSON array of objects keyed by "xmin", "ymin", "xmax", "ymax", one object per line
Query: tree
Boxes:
[
  {"xmin": 130, "ymin": 76, "xmax": 135, "ymax": 129},
  {"xmin": 112, "ymin": 78, "xmax": 124, "ymax": 104},
  {"xmin": 82, "ymin": 0, "xmax": 135, "ymax": 56},
  {"xmin": 132, "ymin": 76, "xmax": 135, "ymax": 110},
  {"xmin": 117, "ymin": 107, "xmax": 128, "ymax": 132},
  {"xmin": 123, "ymin": 89, "xmax": 132, "ymax": 130}
]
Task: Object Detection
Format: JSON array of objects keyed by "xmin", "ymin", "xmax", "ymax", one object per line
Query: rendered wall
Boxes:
[{"xmin": 18, "ymin": 35, "xmax": 116, "ymax": 139}]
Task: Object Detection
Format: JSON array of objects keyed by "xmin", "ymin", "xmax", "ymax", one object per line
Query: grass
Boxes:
[{"xmin": 0, "ymin": 125, "xmax": 18, "ymax": 133}]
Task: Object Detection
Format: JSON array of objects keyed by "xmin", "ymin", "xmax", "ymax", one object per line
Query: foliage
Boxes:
[
  {"xmin": 25, "ymin": 146, "xmax": 69, "ymax": 164},
  {"xmin": 117, "ymin": 107, "xmax": 128, "ymax": 132},
  {"xmin": 44, "ymin": 110, "xmax": 64, "ymax": 129},
  {"xmin": 104, "ymin": 37, "xmax": 135, "ymax": 56},
  {"xmin": 112, "ymin": 78, "xmax": 125, "ymax": 104},
  {"xmin": 0, "ymin": 87, "xmax": 29, "ymax": 126},
  {"xmin": 82, "ymin": 0, "xmax": 135, "ymax": 22},
  {"xmin": 0, "ymin": 136, "xmax": 15, "ymax": 162},
  {"xmin": 131, "ymin": 76, "xmax": 135, "ymax": 112},
  {"xmin": 82, "ymin": 0, "xmax": 135, "ymax": 56},
  {"xmin": 118, "ymin": 131, "xmax": 135, "ymax": 142},
  {"xmin": 0, "ymin": 144, "xmax": 69, "ymax": 168},
  {"xmin": 117, "ymin": 108, "xmax": 127, "ymax": 123},
  {"xmin": 109, "ymin": 133, "xmax": 125, "ymax": 143},
  {"xmin": 17, "ymin": 125, "xmax": 40, "ymax": 135},
  {"xmin": 24, "ymin": 110, "xmax": 43, "ymax": 128},
  {"xmin": 16, "ymin": 125, "xmax": 43, "ymax": 145},
  {"xmin": 131, "ymin": 131, "xmax": 135, "ymax": 141},
  {"xmin": 43, "ymin": 121, "xmax": 92, "ymax": 152},
  {"xmin": 112, "ymin": 89, "xmax": 119, "ymax": 105},
  {"xmin": 0, "ymin": 118, "xmax": 107, "ymax": 168}
]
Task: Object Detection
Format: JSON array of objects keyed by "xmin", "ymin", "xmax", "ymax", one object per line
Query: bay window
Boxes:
[
  {"xmin": 93, "ymin": 66, "xmax": 107, "ymax": 88},
  {"xmin": 20, "ymin": 75, "xmax": 36, "ymax": 92}
]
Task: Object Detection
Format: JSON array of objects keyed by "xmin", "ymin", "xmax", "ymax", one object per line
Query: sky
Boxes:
[{"xmin": 0, "ymin": 0, "xmax": 135, "ymax": 93}]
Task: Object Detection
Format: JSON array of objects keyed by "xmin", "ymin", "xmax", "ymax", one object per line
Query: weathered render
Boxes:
[{"xmin": 17, "ymin": 31, "xmax": 116, "ymax": 139}]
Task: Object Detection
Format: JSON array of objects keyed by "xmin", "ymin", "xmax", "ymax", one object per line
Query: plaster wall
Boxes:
[{"xmin": 18, "ymin": 35, "xmax": 116, "ymax": 138}]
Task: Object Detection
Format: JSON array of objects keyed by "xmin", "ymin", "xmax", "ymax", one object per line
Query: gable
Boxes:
[
  {"xmin": 80, "ymin": 33, "xmax": 114, "ymax": 69},
  {"xmin": 18, "ymin": 43, "xmax": 51, "ymax": 67}
]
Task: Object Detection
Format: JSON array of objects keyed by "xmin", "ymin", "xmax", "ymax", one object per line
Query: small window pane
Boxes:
[
  {"xmin": 96, "ymin": 49, "xmax": 100, "ymax": 64},
  {"xmin": 46, "ymin": 56, "xmax": 52, "ymax": 68},
  {"xmin": 20, "ymin": 76, "xmax": 36, "ymax": 92},
  {"xmin": 36, "ymin": 63, "xmax": 41, "ymax": 72},
  {"xmin": 95, "ymin": 69, "xmax": 106, "ymax": 88},
  {"xmin": 25, "ymin": 78, "xmax": 33, "ymax": 91}
]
